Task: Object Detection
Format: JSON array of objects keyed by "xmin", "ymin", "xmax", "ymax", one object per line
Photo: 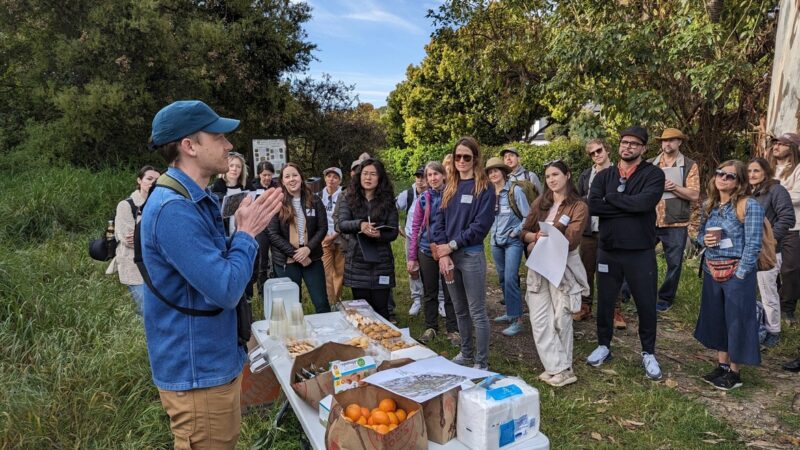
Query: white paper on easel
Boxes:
[
  {"xmin": 661, "ymin": 167, "xmax": 682, "ymax": 199},
  {"xmin": 525, "ymin": 221, "xmax": 569, "ymax": 286}
]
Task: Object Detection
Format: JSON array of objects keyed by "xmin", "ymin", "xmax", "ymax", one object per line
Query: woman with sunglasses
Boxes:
[
  {"xmin": 695, "ymin": 160, "xmax": 765, "ymax": 390},
  {"xmin": 408, "ymin": 161, "xmax": 460, "ymax": 346},
  {"xmin": 432, "ymin": 137, "xmax": 496, "ymax": 370},
  {"xmin": 747, "ymin": 157, "xmax": 794, "ymax": 348},
  {"xmin": 337, "ymin": 159, "xmax": 399, "ymax": 319},
  {"xmin": 485, "ymin": 157, "xmax": 529, "ymax": 337},
  {"xmin": 267, "ymin": 163, "xmax": 330, "ymax": 313},
  {"xmin": 521, "ymin": 160, "xmax": 589, "ymax": 386}
]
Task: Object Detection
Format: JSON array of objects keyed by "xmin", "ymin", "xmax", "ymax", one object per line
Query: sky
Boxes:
[{"xmin": 298, "ymin": 0, "xmax": 442, "ymax": 107}]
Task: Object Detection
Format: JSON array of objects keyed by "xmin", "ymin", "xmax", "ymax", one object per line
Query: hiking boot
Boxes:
[
  {"xmin": 656, "ymin": 300, "xmax": 672, "ymax": 313},
  {"xmin": 502, "ymin": 321, "xmax": 523, "ymax": 337},
  {"xmin": 546, "ymin": 369, "xmax": 577, "ymax": 387},
  {"xmin": 782, "ymin": 357, "xmax": 800, "ymax": 372},
  {"xmin": 762, "ymin": 332, "xmax": 780, "ymax": 348},
  {"xmin": 572, "ymin": 304, "xmax": 592, "ymax": 321},
  {"xmin": 494, "ymin": 314, "xmax": 514, "ymax": 323},
  {"xmin": 613, "ymin": 307, "xmax": 627, "ymax": 330},
  {"xmin": 438, "ymin": 301, "xmax": 446, "ymax": 317},
  {"xmin": 538, "ymin": 371, "xmax": 554, "ymax": 382},
  {"xmin": 419, "ymin": 328, "xmax": 436, "ymax": 344},
  {"xmin": 711, "ymin": 369, "xmax": 742, "ymax": 391},
  {"xmin": 642, "ymin": 352, "xmax": 662, "ymax": 380},
  {"xmin": 702, "ymin": 364, "xmax": 729, "ymax": 384},
  {"xmin": 447, "ymin": 331, "xmax": 461, "ymax": 347},
  {"xmin": 782, "ymin": 311, "xmax": 797, "ymax": 326},
  {"xmin": 452, "ymin": 352, "xmax": 474, "ymax": 367},
  {"xmin": 388, "ymin": 311, "xmax": 398, "ymax": 325},
  {"xmin": 408, "ymin": 300, "xmax": 421, "ymax": 316},
  {"xmin": 586, "ymin": 345, "xmax": 612, "ymax": 367}
]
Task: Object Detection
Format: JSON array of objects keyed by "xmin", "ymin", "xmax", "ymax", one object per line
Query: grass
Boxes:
[{"xmin": 1, "ymin": 166, "xmax": 795, "ymax": 449}]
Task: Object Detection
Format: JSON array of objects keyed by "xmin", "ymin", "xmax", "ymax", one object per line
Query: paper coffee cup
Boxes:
[
  {"xmin": 707, "ymin": 227, "xmax": 722, "ymax": 245},
  {"xmin": 443, "ymin": 264, "xmax": 455, "ymax": 284}
]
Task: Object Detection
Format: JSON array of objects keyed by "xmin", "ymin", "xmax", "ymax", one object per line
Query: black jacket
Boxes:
[
  {"xmin": 751, "ymin": 182, "xmax": 795, "ymax": 252},
  {"xmin": 588, "ymin": 161, "xmax": 665, "ymax": 250},
  {"xmin": 210, "ymin": 178, "xmax": 245, "ymax": 203},
  {"xmin": 577, "ymin": 165, "xmax": 614, "ymax": 236},
  {"xmin": 337, "ymin": 195, "xmax": 399, "ymax": 289},
  {"xmin": 267, "ymin": 195, "xmax": 328, "ymax": 267}
]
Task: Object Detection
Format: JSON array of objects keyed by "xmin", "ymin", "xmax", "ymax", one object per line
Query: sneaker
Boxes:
[
  {"xmin": 452, "ymin": 352, "xmax": 474, "ymax": 367},
  {"xmin": 762, "ymin": 332, "xmax": 780, "ymax": 348},
  {"xmin": 586, "ymin": 345, "xmax": 612, "ymax": 367},
  {"xmin": 656, "ymin": 300, "xmax": 672, "ymax": 313},
  {"xmin": 473, "ymin": 363, "xmax": 489, "ymax": 370},
  {"xmin": 502, "ymin": 321, "xmax": 523, "ymax": 337},
  {"xmin": 494, "ymin": 314, "xmax": 513, "ymax": 323},
  {"xmin": 419, "ymin": 328, "xmax": 436, "ymax": 344},
  {"xmin": 538, "ymin": 371, "xmax": 553, "ymax": 382},
  {"xmin": 572, "ymin": 304, "xmax": 592, "ymax": 321},
  {"xmin": 388, "ymin": 312, "xmax": 398, "ymax": 325},
  {"xmin": 613, "ymin": 307, "xmax": 627, "ymax": 330},
  {"xmin": 408, "ymin": 300, "xmax": 421, "ymax": 316},
  {"xmin": 701, "ymin": 364, "xmax": 729, "ymax": 384},
  {"xmin": 447, "ymin": 331, "xmax": 461, "ymax": 347},
  {"xmin": 546, "ymin": 369, "xmax": 578, "ymax": 387},
  {"xmin": 711, "ymin": 370, "xmax": 742, "ymax": 391},
  {"xmin": 438, "ymin": 301, "xmax": 446, "ymax": 317},
  {"xmin": 782, "ymin": 311, "xmax": 797, "ymax": 325},
  {"xmin": 642, "ymin": 352, "xmax": 662, "ymax": 380}
]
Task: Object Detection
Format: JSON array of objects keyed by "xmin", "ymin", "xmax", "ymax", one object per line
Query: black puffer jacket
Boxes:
[
  {"xmin": 337, "ymin": 195, "xmax": 399, "ymax": 289},
  {"xmin": 268, "ymin": 195, "xmax": 328, "ymax": 267}
]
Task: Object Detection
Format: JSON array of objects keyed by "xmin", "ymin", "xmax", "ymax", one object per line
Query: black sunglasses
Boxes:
[
  {"xmin": 715, "ymin": 169, "xmax": 737, "ymax": 182},
  {"xmin": 617, "ymin": 177, "xmax": 627, "ymax": 193}
]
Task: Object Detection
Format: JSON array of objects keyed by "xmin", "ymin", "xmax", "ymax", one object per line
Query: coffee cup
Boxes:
[
  {"xmin": 443, "ymin": 263, "xmax": 455, "ymax": 284},
  {"xmin": 706, "ymin": 227, "xmax": 723, "ymax": 245}
]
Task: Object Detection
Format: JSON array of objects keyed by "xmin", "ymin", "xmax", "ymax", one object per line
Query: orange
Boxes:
[
  {"xmin": 378, "ymin": 398, "xmax": 397, "ymax": 413},
  {"xmin": 407, "ymin": 409, "xmax": 418, "ymax": 419},
  {"xmin": 395, "ymin": 409, "xmax": 407, "ymax": 422},
  {"xmin": 375, "ymin": 424, "xmax": 390, "ymax": 435},
  {"xmin": 368, "ymin": 416, "xmax": 375, "ymax": 426},
  {"xmin": 388, "ymin": 423, "xmax": 398, "ymax": 431},
  {"xmin": 387, "ymin": 412, "xmax": 398, "ymax": 425},
  {"xmin": 360, "ymin": 406, "xmax": 370, "ymax": 419},
  {"xmin": 371, "ymin": 410, "xmax": 390, "ymax": 426},
  {"xmin": 357, "ymin": 416, "xmax": 367, "ymax": 426},
  {"xmin": 371, "ymin": 408, "xmax": 382, "ymax": 417},
  {"xmin": 345, "ymin": 403, "xmax": 362, "ymax": 422}
]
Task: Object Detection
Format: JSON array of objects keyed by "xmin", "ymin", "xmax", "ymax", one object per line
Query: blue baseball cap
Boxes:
[{"xmin": 150, "ymin": 100, "xmax": 240, "ymax": 147}]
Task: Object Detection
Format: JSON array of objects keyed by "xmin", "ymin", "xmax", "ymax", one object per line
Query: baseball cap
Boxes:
[
  {"xmin": 774, "ymin": 132, "xmax": 800, "ymax": 147},
  {"xmin": 500, "ymin": 147, "xmax": 520, "ymax": 157},
  {"xmin": 150, "ymin": 100, "xmax": 240, "ymax": 147},
  {"xmin": 619, "ymin": 126, "xmax": 648, "ymax": 145},
  {"xmin": 414, "ymin": 165, "xmax": 425, "ymax": 177},
  {"xmin": 323, "ymin": 167, "xmax": 342, "ymax": 178}
]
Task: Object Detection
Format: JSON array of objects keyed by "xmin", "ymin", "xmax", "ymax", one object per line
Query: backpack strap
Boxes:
[
  {"xmin": 126, "ymin": 198, "xmax": 138, "ymax": 219},
  {"xmin": 134, "ymin": 174, "xmax": 223, "ymax": 317},
  {"xmin": 405, "ymin": 187, "xmax": 414, "ymax": 214}
]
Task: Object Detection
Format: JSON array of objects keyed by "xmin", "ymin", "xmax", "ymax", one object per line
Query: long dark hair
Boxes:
[
  {"xmin": 346, "ymin": 159, "xmax": 395, "ymax": 221},
  {"xmin": 538, "ymin": 160, "xmax": 581, "ymax": 211},
  {"xmin": 747, "ymin": 157, "xmax": 778, "ymax": 195},
  {"xmin": 278, "ymin": 163, "xmax": 314, "ymax": 225},
  {"xmin": 136, "ymin": 165, "xmax": 159, "ymax": 189}
]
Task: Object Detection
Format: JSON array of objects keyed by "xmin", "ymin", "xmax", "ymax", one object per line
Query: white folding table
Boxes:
[{"xmin": 251, "ymin": 314, "xmax": 549, "ymax": 450}]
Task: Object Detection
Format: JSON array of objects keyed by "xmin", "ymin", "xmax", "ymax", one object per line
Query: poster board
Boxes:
[{"xmin": 252, "ymin": 138, "xmax": 288, "ymax": 173}]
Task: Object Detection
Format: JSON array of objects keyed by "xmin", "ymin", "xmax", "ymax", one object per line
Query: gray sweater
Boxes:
[{"xmin": 751, "ymin": 181, "xmax": 795, "ymax": 252}]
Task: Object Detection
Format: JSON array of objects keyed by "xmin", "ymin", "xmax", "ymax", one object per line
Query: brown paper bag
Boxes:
[
  {"xmin": 326, "ymin": 384, "xmax": 428, "ymax": 450},
  {"xmin": 290, "ymin": 341, "xmax": 364, "ymax": 409}
]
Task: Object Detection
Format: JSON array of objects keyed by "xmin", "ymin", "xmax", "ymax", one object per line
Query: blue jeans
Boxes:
[
  {"xmin": 655, "ymin": 226, "xmax": 688, "ymax": 304},
  {"xmin": 446, "ymin": 249, "xmax": 490, "ymax": 367},
  {"xmin": 491, "ymin": 240, "xmax": 524, "ymax": 318},
  {"xmin": 128, "ymin": 284, "xmax": 144, "ymax": 316},
  {"xmin": 274, "ymin": 259, "xmax": 330, "ymax": 314}
]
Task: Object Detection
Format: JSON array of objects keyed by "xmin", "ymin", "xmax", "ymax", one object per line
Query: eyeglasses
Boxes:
[
  {"xmin": 619, "ymin": 140, "xmax": 644, "ymax": 148},
  {"xmin": 617, "ymin": 177, "xmax": 627, "ymax": 193},
  {"xmin": 454, "ymin": 154, "xmax": 473, "ymax": 162},
  {"xmin": 588, "ymin": 148, "xmax": 604, "ymax": 157},
  {"xmin": 714, "ymin": 170, "xmax": 737, "ymax": 182}
]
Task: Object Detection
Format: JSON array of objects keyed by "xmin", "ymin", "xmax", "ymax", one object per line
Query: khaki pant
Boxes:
[
  {"xmin": 526, "ymin": 271, "xmax": 574, "ymax": 374},
  {"xmin": 158, "ymin": 375, "xmax": 242, "ymax": 450},
  {"xmin": 322, "ymin": 240, "xmax": 345, "ymax": 305}
]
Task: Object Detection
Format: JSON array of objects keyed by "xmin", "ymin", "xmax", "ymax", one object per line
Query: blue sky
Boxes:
[{"xmin": 298, "ymin": 0, "xmax": 441, "ymax": 107}]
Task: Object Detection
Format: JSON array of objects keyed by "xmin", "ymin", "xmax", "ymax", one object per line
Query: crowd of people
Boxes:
[{"xmin": 113, "ymin": 100, "xmax": 800, "ymax": 448}]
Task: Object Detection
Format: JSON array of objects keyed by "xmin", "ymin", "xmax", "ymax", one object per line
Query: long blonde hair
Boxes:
[
  {"xmin": 219, "ymin": 151, "xmax": 248, "ymax": 187},
  {"xmin": 441, "ymin": 136, "xmax": 489, "ymax": 208},
  {"xmin": 703, "ymin": 160, "xmax": 748, "ymax": 216}
]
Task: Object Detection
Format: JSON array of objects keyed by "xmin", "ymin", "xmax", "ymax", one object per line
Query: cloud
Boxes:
[{"xmin": 343, "ymin": 9, "xmax": 424, "ymax": 34}]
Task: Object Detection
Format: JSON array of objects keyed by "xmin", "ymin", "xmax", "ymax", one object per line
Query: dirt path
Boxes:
[{"xmin": 483, "ymin": 285, "xmax": 800, "ymax": 449}]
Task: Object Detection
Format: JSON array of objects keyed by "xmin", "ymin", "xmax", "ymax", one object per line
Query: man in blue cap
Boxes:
[{"xmin": 140, "ymin": 100, "xmax": 283, "ymax": 449}]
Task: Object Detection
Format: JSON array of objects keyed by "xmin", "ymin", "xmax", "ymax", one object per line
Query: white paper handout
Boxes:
[
  {"xmin": 362, "ymin": 356, "xmax": 495, "ymax": 403},
  {"xmin": 525, "ymin": 221, "xmax": 569, "ymax": 286},
  {"xmin": 661, "ymin": 167, "xmax": 682, "ymax": 200}
]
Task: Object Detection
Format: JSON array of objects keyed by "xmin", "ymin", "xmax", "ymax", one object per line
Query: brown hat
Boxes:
[
  {"xmin": 655, "ymin": 128, "xmax": 689, "ymax": 141},
  {"xmin": 774, "ymin": 132, "xmax": 800, "ymax": 147},
  {"xmin": 485, "ymin": 157, "xmax": 511, "ymax": 175}
]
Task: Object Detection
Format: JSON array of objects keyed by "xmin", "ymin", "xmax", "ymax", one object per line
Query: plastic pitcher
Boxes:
[{"xmin": 263, "ymin": 278, "xmax": 300, "ymax": 321}]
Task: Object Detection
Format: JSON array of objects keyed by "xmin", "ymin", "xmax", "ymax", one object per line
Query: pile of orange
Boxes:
[{"xmin": 342, "ymin": 398, "xmax": 417, "ymax": 434}]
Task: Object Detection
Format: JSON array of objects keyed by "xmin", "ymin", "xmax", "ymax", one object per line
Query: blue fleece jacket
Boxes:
[{"xmin": 432, "ymin": 178, "xmax": 495, "ymax": 251}]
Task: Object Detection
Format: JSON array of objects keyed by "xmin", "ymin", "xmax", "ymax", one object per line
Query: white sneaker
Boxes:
[
  {"xmin": 408, "ymin": 300, "xmax": 421, "ymax": 316},
  {"xmin": 642, "ymin": 352, "xmax": 662, "ymax": 380},
  {"xmin": 546, "ymin": 369, "xmax": 577, "ymax": 387},
  {"xmin": 438, "ymin": 301, "xmax": 446, "ymax": 317},
  {"xmin": 586, "ymin": 345, "xmax": 612, "ymax": 367}
]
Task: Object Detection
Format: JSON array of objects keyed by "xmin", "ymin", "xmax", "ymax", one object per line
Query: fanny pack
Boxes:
[{"xmin": 705, "ymin": 258, "xmax": 739, "ymax": 283}]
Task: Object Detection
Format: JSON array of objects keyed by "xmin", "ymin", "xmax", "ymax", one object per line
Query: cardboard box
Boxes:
[
  {"xmin": 331, "ymin": 356, "xmax": 377, "ymax": 393},
  {"xmin": 319, "ymin": 394, "xmax": 333, "ymax": 427},
  {"xmin": 326, "ymin": 384, "xmax": 428, "ymax": 450},
  {"xmin": 290, "ymin": 341, "xmax": 365, "ymax": 409}
]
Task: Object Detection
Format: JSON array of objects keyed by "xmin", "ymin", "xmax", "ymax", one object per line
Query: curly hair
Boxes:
[{"xmin": 346, "ymin": 159, "xmax": 395, "ymax": 221}]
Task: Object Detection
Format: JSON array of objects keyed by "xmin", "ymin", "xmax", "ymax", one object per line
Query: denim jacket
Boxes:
[
  {"xmin": 140, "ymin": 167, "xmax": 255, "ymax": 390},
  {"xmin": 490, "ymin": 182, "xmax": 529, "ymax": 247},
  {"xmin": 697, "ymin": 198, "xmax": 764, "ymax": 279}
]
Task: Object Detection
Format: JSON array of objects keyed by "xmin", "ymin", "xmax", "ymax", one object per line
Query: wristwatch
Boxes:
[{"xmin": 448, "ymin": 240, "xmax": 458, "ymax": 252}]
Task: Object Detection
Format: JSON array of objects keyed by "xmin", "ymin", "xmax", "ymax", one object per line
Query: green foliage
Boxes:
[{"xmin": 380, "ymin": 143, "xmax": 453, "ymax": 184}]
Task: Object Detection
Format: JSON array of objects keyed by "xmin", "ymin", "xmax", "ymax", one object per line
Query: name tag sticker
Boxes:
[
  {"xmin": 598, "ymin": 263, "xmax": 609, "ymax": 273},
  {"xmin": 306, "ymin": 208, "xmax": 316, "ymax": 217},
  {"xmin": 559, "ymin": 215, "xmax": 570, "ymax": 226},
  {"xmin": 719, "ymin": 238, "xmax": 733, "ymax": 249},
  {"xmin": 379, "ymin": 276, "xmax": 390, "ymax": 285},
  {"xmin": 460, "ymin": 194, "xmax": 473, "ymax": 204},
  {"xmin": 500, "ymin": 206, "xmax": 511, "ymax": 214}
]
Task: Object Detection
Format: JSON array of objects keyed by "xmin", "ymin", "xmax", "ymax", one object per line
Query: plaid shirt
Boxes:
[{"xmin": 697, "ymin": 198, "xmax": 764, "ymax": 278}]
